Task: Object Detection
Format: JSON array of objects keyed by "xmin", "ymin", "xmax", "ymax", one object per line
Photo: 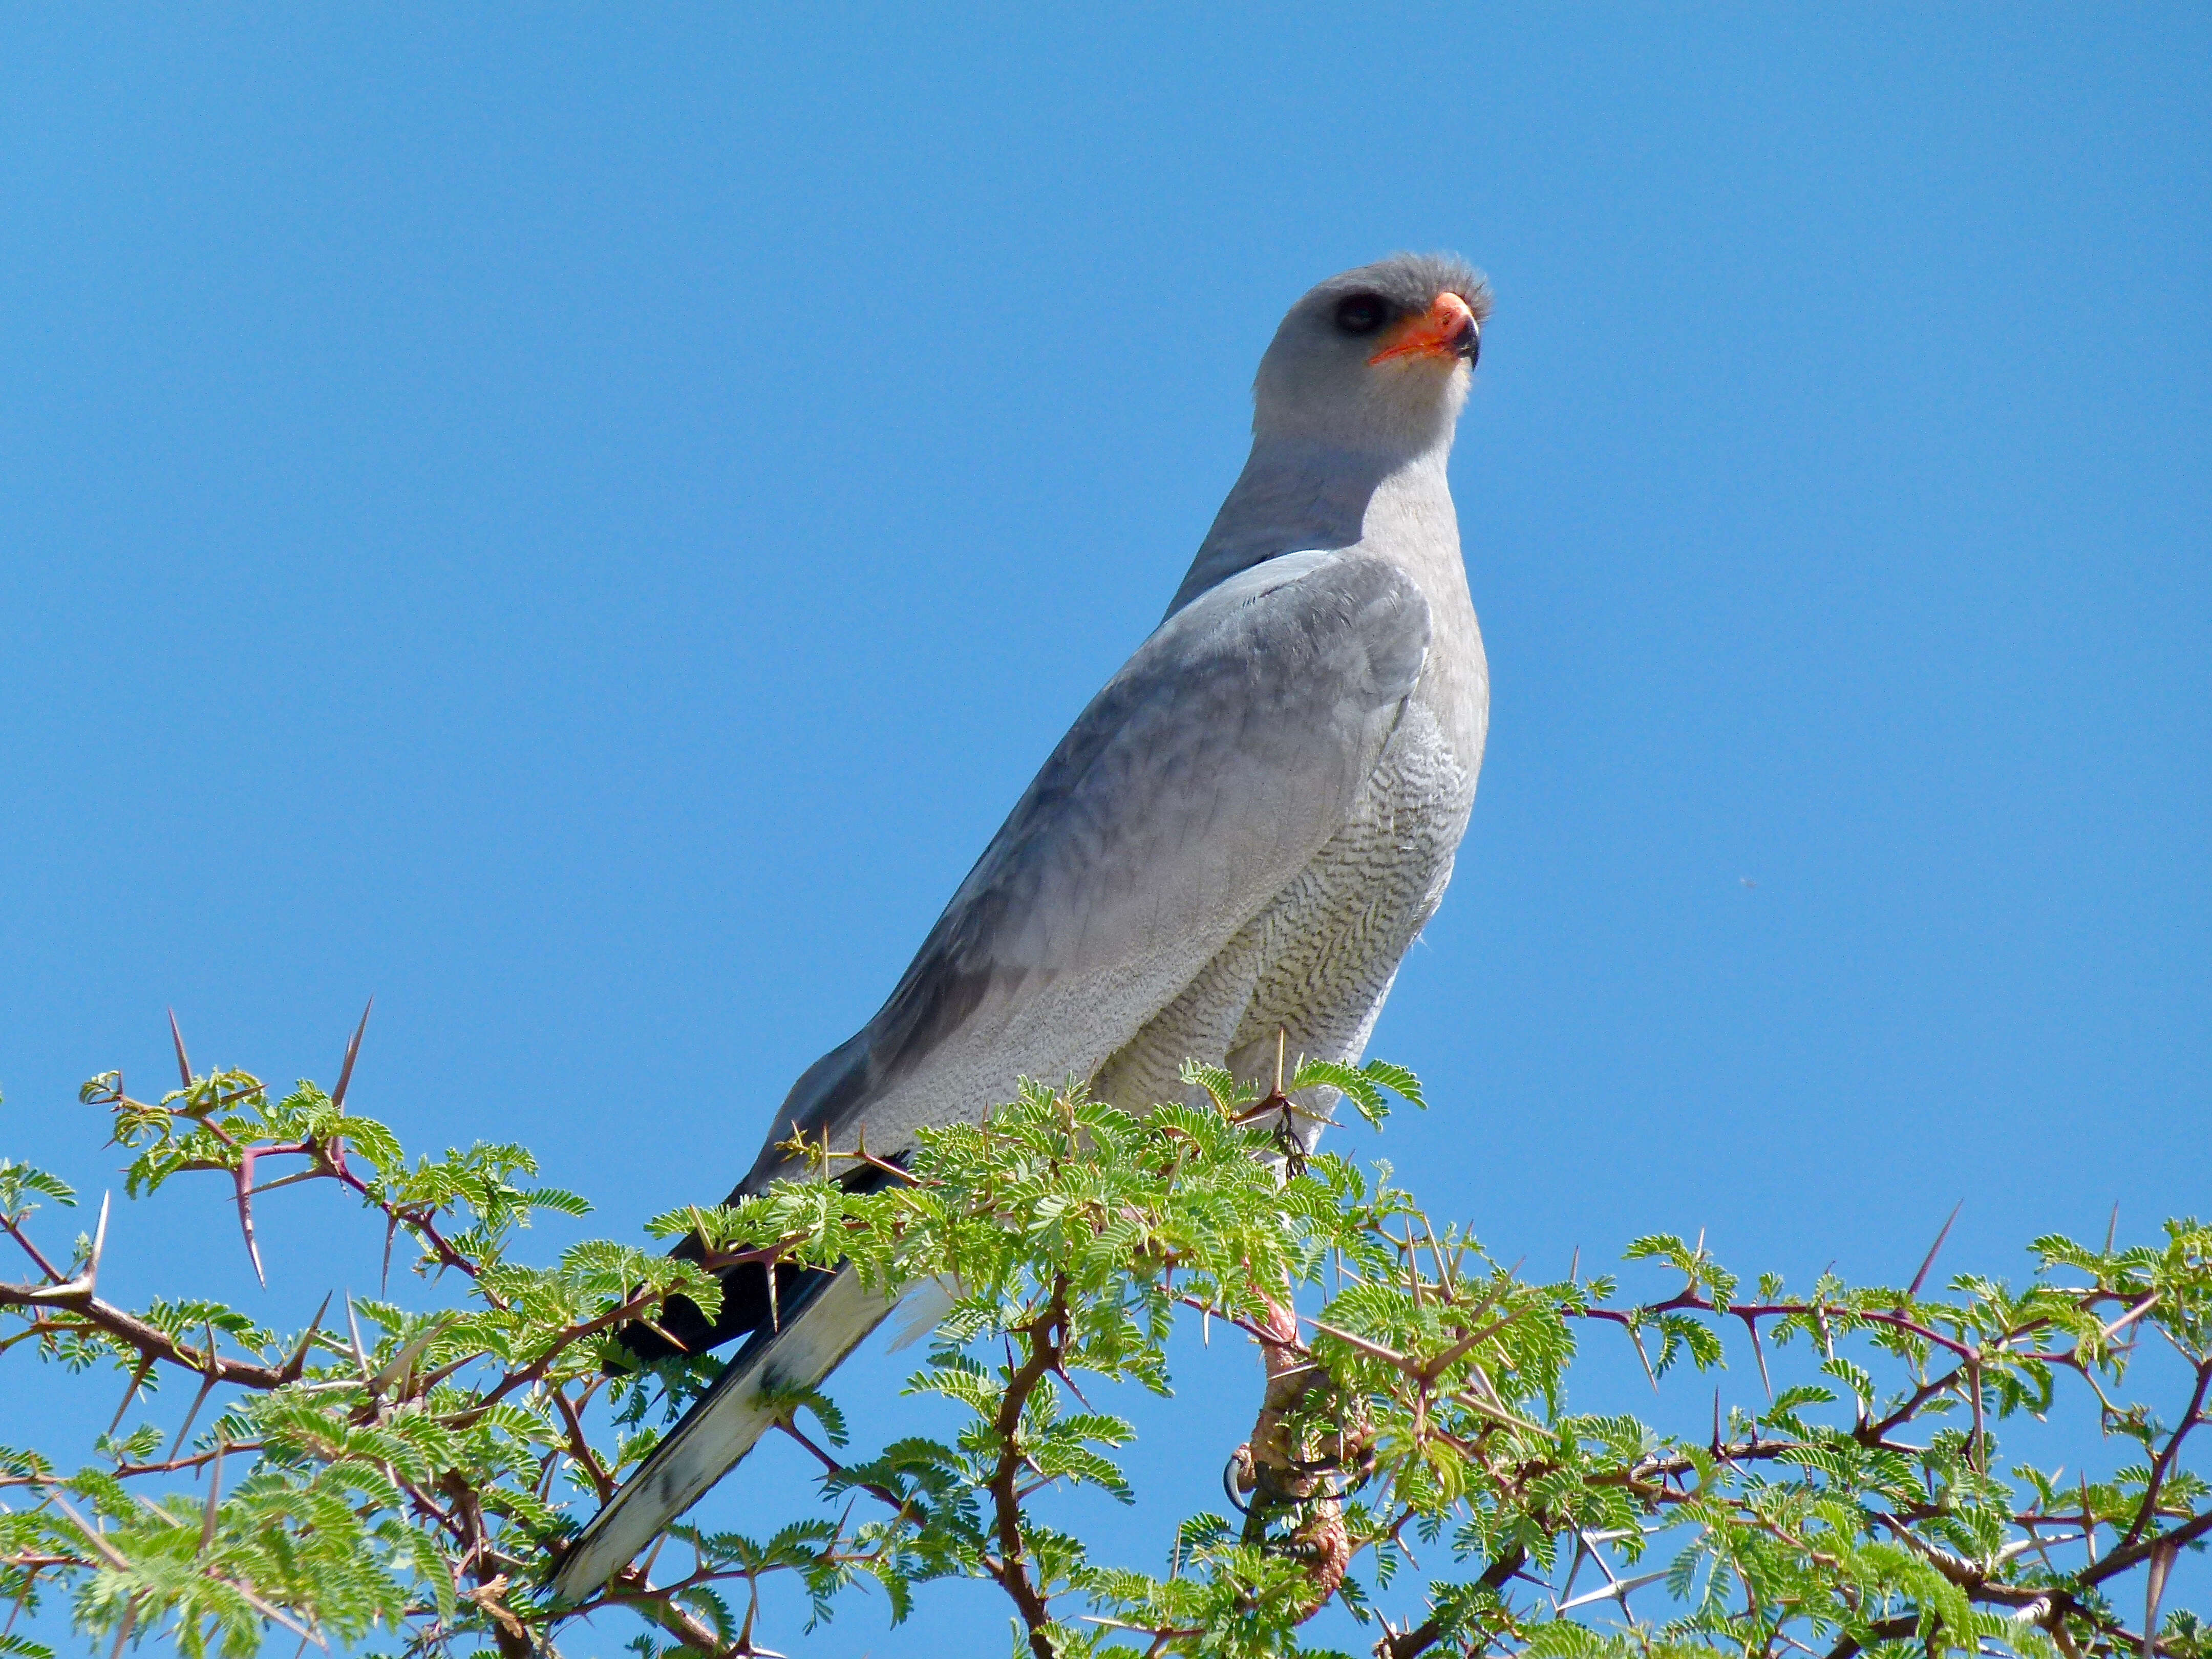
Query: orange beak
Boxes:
[{"xmin": 1367, "ymin": 291, "xmax": 1479, "ymax": 367}]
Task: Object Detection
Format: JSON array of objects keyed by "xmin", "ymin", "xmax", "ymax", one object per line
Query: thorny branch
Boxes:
[
  {"xmin": 989, "ymin": 1273, "xmax": 1072, "ymax": 1658},
  {"xmin": 2, "ymin": 1032, "xmax": 2205, "ymax": 1659}
]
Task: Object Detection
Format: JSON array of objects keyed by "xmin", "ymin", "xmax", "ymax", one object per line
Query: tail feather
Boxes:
[
  {"xmin": 884, "ymin": 1273, "xmax": 961, "ymax": 1352},
  {"xmin": 551, "ymin": 1265, "xmax": 891, "ymax": 1602}
]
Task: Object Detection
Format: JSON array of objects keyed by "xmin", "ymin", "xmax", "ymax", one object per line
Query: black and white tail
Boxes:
[{"xmin": 551, "ymin": 1266, "xmax": 890, "ymax": 1602}]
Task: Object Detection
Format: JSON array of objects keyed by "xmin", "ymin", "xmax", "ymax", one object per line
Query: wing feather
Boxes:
[{"xmin": 738, "ymin": 550, "xmax": 1430, "ymax": 1190}]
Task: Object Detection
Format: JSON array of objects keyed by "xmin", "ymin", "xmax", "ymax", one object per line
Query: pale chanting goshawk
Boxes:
[{"xmin": 554, "ymin": 253, "xmax": 1495, "ymax": 1600}]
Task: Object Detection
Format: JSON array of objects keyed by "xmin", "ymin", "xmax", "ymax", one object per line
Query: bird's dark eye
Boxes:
[{"xmin": 1332, "ymin": 293, "xmax": 1389, "ymax": 336}]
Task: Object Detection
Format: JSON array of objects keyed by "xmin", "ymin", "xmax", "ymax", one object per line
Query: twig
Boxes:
[
  {"xmin": 2117, "ymin": 1360, "xmax": 2210, "ymax": 1551},
  {"xmin": 1376, "ymin": 1544, "xmax": 1525, "ymax": 1659},
  {"xmin": 985, "ymin": 1278, "xmax": 1069, "ymax": 1658},
  {"xmin": 0, "ymin": 1211, "xmax": 69, "ymax": 1286}
]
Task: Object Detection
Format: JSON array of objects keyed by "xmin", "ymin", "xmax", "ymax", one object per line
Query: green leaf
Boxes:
[{"xmin": 0, "ymin": 1159, "xmax": 76, "ymax": 1214}]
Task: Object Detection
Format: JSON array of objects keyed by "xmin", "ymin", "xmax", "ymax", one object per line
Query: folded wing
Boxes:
[{"xmin": 741, "ymin": 548, "xmax": 1433, "ymax": 1191}]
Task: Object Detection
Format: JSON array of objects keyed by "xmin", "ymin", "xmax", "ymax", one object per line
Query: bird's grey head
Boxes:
[{"xmin": 1252, "ymin": 253, "xmax": 1492, "ymax": 456}]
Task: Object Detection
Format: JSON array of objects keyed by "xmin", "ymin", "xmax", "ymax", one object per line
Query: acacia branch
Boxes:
[
  {"xmin": 1375, "ymin": 1543, "xmax": 1526, "ymax": 1659},
  {"xmin": 0, "ymin": 1213, "xmax": 68, "ymax": 1285},
  {"xmin": 987, "ymin": 1275, "xmax": 1069, "ymax": 1659},
  {"xmin": 550, "ymin": 1382, "xmax": 614, "ymax": 1504},
  {"xmin": 2117, "ymin": 1359, "xmax": 2211, "ymax": 1552},
  {"xmin": 2078, "ymin": 1504, "xmax": 2212, "ymax": 1594},
  {"xmin": 0, "ymin": 1291, "xmax": 302, "ymax": 1390},
  {"xmin": 1823, "ymin": 1614, "xmax": 1921, "ymax": 1659},
  {"xmin": 1576, "ymin": 1298, "xmax": 1979, "ymax": 1363},
  {"xmin": 592, "ymin": 1561, "xmax": 739, "ymax": 1656}
]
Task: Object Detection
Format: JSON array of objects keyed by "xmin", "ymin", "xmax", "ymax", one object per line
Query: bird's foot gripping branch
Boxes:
[{"xmin": 2, "ymin": 1024, "xmax": 2208, "ymax": 1659}]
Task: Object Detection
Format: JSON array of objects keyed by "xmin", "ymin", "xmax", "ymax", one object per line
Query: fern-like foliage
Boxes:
[{"xmin": 0, "ymin": 1036, "xmax": 2204, "ymax": 1659}]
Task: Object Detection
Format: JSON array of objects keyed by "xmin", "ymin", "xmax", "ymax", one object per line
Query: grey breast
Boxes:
[{"xmin": 1088, "ymin": 670, "xmax": 1477, "ymax": 1123}]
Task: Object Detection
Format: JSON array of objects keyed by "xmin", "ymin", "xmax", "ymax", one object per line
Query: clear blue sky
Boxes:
[{"xmin": 2, "ymin": 9, "xmax": 2205, "ymax": 1655}]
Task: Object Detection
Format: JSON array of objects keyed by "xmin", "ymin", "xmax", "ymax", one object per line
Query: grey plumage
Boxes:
[{"xmin": 553, "ymin": 253, "xmax": 1493, "ymax": 1601}]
